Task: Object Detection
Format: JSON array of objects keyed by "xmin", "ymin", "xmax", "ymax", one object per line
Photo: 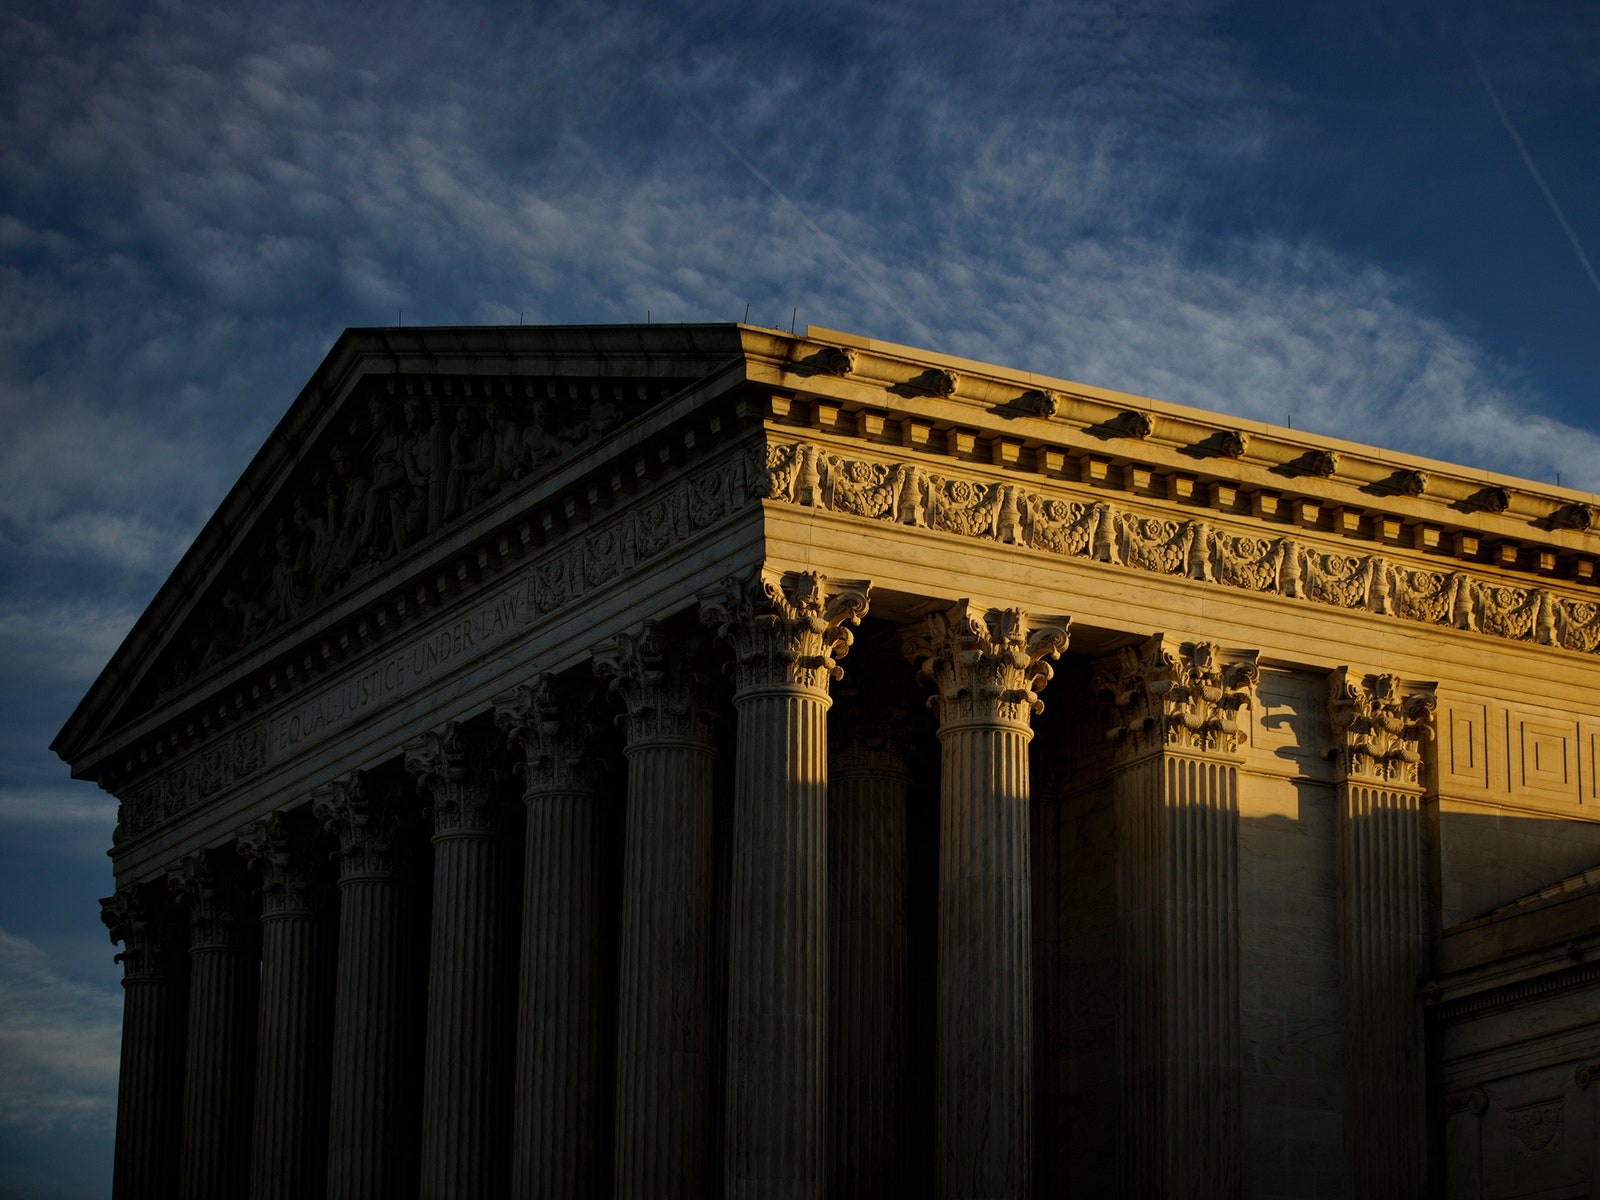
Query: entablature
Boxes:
[{"xmin": 741, "ymin": 328, "xmax": 1600, "ymax": 589}]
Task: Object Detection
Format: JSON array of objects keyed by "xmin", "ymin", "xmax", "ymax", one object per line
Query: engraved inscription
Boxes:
[{"xmin": 273, "ymin": 580, "xmax": 535, "ymax": 755}]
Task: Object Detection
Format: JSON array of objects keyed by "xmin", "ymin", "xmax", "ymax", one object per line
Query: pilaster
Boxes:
[
  {"xmin": 592, "ymin": 622, "xmax": 721, "ymax": 1199},
  {"xmin": 167, "ymin": 848, "xmax": 258, "ymax": 1200},
  {"xmin": 314, "ymin": 769, "xmax": 419, "ymax": 1200},
  {"xmin": 1096, "ymin": 634, "xmax": 1257, "ymax": 1198},
  {"xmin": 237, "ymin": 810, "xmax": 332, "ymax": 1200},
  {"xmin": 701, "ymin": 567, "xmax": 870, "ymax": 1199},
  {"xmin": 101, "ymin": 884, "xmax": 186, "ymax": 1200},
  {"xmin": 903, "ymin": 601, "xmax": 1069, "ymax": 1200},
  {"xmin": 404, "ymin": 720, "xmax": 512, "ymax": 1200},
  {"xmin": 1326, "ymin": 668, "xmax": 1437, "ymax": 1196},
  {"xmin": 826, "ymin": 660, "xmax": 915, "ymax": 1197},
  {"xmin": 495, "ymin": 675, "xmax": 615, "ymax": 1199}
]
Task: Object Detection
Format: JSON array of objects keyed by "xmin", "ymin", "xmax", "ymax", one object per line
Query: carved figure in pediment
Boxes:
[
  {"xmin": 465, "ymin": 403, "xmax": 522, "ymax": 506},
  {"xmin": 267, "ymin": 530, "xmax": 308, "ymax": 623},
  {"xmin": 585, "ymin": 396, "xmax": 620, "ymax": 438},
  {"xmin": 291, "ymin": 498, "xmax": 334, "ymax": 598},
  {"xmin": 393, "ymin": 399, "xmax": 435, "ymax": 549},
  {"xmin": 445, "ymin": 405, "xmax": 495, "ymax": 519},
  {"xmin": 356, "ymin": 397, "xmax": 409, "ymax": 559},
  {"xmin": 515, "ymin": 401, "xmax": 575, "ymax": 477},
  {"xmin": 328, "ymin": 442, "xmax": 370, "ymax": 572},
  {"xmin": 201, "ymin": 590, "xmax": 268, "ymax": 668}
]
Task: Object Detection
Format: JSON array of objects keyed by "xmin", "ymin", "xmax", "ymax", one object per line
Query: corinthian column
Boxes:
[
  {"xmin": 1326, "ymin": 669, "xmax": 1437, "ymax": 1196},
  {"xmin": 404, "ymin": 721, "xmax": 511, "ymax": 1199},
  {"xmin": 592, "ymin": 623, "xmax": 720, "ymax": 1199},
  {"xmin": 827, "ymin": 661, "xmax": 914, "ymax": 1197},
  {"xmin": 314, "ymin": 770, "xmax": 419, "ymax": 1200},
  {"xmin": 495, "ymin": 675, "xmax": 615, "ymax": 1198},
  {"xmin": 237, "ymin": 811, "xmax": 331, "ymax": 1200},
  {"xmin": 101, "ymin": 884, "xmax": 186, "ymax": 1200},
  {"xmin": 903, "ymin": 602, "xmax": 1070, "ymax": 1200},
  {"xmin": 701, "ymin": 568, "xmax": 871, "ymax": 1199},
  {"xmin": 168, "ymin": 848, "xmax": 258, "ymax": 1200},
  {"xmin": 1095, "ymin": 635, "xmax": 1257, "ymax": 1198}
]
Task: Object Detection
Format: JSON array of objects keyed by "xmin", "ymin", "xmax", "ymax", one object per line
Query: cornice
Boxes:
[{"xmin": 741, "ymin": 327, "xmax": 1600, "ymax": 581}]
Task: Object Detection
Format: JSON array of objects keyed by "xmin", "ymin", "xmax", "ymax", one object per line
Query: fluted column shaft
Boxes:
[
  {"xmin": 594, "ymin": 624, "xmax": 720, "ymax": 1199},
  {"xmin": 102, "ymin": 888, "xmax": 186, "ymax": 1200},
  {"xmin": 170, "ymin": 852, "xmax": 257, "ymax": 1200},
  {"xmin": 239, "ymin": 813, "xmax": 331, "ymax": 1200},
  {"xmin": 904, "ymin": 601, "xmax": 1069, "ymax": 1200},
  {"xmin": 827, "ymin": 677, "xmax": 911, "ymax": 1197},
  {"xmin": 1098, "ymin": 635, "xmax": 1255, "ymax": 1199},
  {"xmin": 407, "ymin": 724, "xmax": 511, "ymax": 1200},
  {"xmin": 702, "ymin": 568, "xmax": 871, "ymax": 1200},
  {"xmin": 1115, "ymin": 753, "xmax": 1241, "ymax": 1196},
  {"xmin": 729, "ymin": 689, "xmax": 830, "ymax": 1197},
  {"xmin": 316, "ymin": 772, "xmax": 418, "ymax": 1200},
  {"xmin": 940, "ymin": 723, "xmax": 1034, "ymax": 1197},
  {"xmin": 1328, "ymin": 669, "xmax": 1436, "ymax": 1197},
  {"xmin": 497, "ymin": 677, "xmax": 614, "ymax": 1198}
]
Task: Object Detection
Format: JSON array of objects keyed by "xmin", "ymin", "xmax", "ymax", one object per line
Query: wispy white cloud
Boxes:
[
  {"xmin": 0, "ymin": 786, "xmax": 118, "ymax": 859},
  {"xmin": 0, "ymin": 599, "xmax": 140, "ymax": 688},
  {"xmin": 0, "ymin": 929, "xmax": 121, "ymax": 1136}
]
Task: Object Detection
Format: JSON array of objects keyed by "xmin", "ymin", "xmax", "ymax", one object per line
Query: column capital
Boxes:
[
  {"xmin": 901, "ymin": 600, "xmax": 1070, "ymax": 733},
  {"xmin": 167, "ymin": 848, "xmax": 248, "ymax": 950},
  {"xmin": 591, "ymin": 621, "xmax": 719, "ymax": 749},
  {"xmin": 312, "ymin": 770, "xmax": 411, "ymax": 879},
  {"xmin": 101, "ymin": 884, "xmax": 183, "ymax": 982},
  {"xmin": 494, "ymin": 674, "xmax": 610, "ymax": 795},
  {"xmin": 1095, "ymin": 633, "xmax": 1258, "ymax": 759},
  {"xmin": 699, "ymin": 568, "xmax": 870, "ymax": 700},
  {"xmin": 236, "ymin": 810, "xmax": 326, "ymax": 916},
  {"xmin": 1324, "ymin": 668, "xmax": 1437, "ymax": 786},
  {"xmin": 404, "ymin": 721, "xmax": 504, "ymax": 837}
]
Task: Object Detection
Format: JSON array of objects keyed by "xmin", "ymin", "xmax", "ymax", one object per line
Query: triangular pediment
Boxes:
[{"xmin": 55, "ymin": 324, "xmax": 749, "ymax": 768}]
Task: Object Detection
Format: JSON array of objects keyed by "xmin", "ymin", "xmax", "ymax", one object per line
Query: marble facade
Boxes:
[{"xmin": 57, "ymin": 323, "xmax": 1600, "ymax": 1197}]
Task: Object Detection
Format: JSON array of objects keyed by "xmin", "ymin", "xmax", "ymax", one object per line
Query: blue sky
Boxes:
[{"xmin": 1, "ymin": 0, "xmax": 1596, "ymax": 1193}]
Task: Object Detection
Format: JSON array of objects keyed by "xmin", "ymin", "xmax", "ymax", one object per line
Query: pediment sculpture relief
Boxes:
[{"xmin": 151, "ymin": 376, "xmax": 658, "ymax": 698}]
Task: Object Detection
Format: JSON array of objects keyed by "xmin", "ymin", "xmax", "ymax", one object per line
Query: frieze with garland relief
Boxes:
[
  {"xmin": 111, "ymin": 446, "xmax": 761, "ymax": 848},
  {"xmin": 152, "ymin": 377, "xmax": 674, "ymax": 698},
  {"xmin": 760, "ymin": 440, "xmax": 1600, "ymax": 656}
]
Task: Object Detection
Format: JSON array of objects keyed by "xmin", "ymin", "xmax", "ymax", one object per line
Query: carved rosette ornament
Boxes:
[
  {"xmin": 1096, "ymin": 635, "xmax": 1259, "ymax": 758},
  {"xmin": 494, "ymin": 674, "xmax": 610, "ymax": 794},
  {"xmin": 902, "ymin": 602, "xmax": 1070, "ymax": 734},
  {"xmin": 591, "ymin": 621, "xmax": 718, "ymax": 749},
  {"xmin": 312, "ymin": 770, "xmax": 410, "ymax": 879},
  {"xmin": 404, "ymin": 720, "xmax": 501, "ymax": 837},
  {"xmin": 699, "ymin": 569, "xmax": 870, "ymax": 701},
  {"xmin": 236, "ymin": 811, "xmax": 323, "ymax": 916},
  {"xmin": 1324, "ymin": 669, "xmax": 1437, "ymax": 786}
]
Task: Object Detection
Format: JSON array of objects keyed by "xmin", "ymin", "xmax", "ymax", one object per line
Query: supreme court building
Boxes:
[{"xmin": 56, "ymin": 324, "xmax": 1600, "ymax": 1198}]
